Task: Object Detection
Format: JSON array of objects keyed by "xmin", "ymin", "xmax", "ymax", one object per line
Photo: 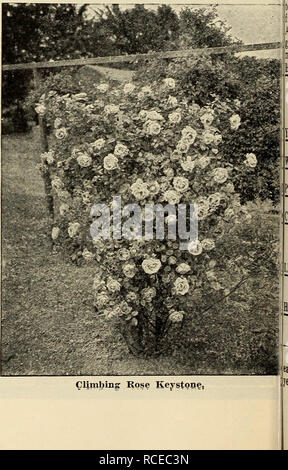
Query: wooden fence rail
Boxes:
[{"xmin": 2, "ymin": 42, "xmax": 281, "ymax": 72}]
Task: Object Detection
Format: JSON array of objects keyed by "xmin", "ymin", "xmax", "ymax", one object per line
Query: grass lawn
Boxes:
[{"xmin": 1, "ymin": 130, "xmax": 279, "ymax": 375}]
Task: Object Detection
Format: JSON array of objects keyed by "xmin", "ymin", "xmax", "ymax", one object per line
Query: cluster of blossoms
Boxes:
[{"xmin": 37, "ymin": 76, "xmax": 257, "ymax": 353}]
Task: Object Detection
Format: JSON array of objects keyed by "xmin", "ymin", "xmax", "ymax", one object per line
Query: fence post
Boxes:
[{"xmin": 33, "ymin": 68, "xmax": 54, "ymax": 222}]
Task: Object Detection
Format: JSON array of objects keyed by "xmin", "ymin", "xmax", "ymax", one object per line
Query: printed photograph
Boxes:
[{"xmin": 1, "ymin": 2, "xmax": 281, "ymax": 376}]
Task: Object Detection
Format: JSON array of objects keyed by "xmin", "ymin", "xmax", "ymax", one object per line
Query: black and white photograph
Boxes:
[{"xmin": 1, "ymin": 2, "xmax": 281, "ymax": 377}]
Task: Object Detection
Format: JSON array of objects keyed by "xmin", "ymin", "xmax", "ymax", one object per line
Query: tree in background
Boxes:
[
  {"xmin": 91, "ymin": 4, "xmax": 179, "ymax": 55},
  {"xmin": 2, "ymin": 3, "xmax": 91, "ymax": 132}
]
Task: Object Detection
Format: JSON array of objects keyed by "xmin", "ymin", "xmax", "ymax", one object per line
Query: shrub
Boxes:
[{"xmin": 32, "ymin": 76, "xmax": 278, "ymax": 357}]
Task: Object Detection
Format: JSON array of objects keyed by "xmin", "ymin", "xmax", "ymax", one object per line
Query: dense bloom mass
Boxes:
[{"xmin": 244, "ymin": 153, "xmax": 257, "ymax": 168}]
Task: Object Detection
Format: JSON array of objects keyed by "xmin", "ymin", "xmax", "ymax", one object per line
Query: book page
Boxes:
[{"xmin": 0, "ymin": 0, "xmax": 283, "ymax": 451}]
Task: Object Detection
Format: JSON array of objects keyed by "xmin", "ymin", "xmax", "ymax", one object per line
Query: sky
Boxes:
[{"xmin": 86, "ymin": 3, "xmax": 282, "ymax": 59}]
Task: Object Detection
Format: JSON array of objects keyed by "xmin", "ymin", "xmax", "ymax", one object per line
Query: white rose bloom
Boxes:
[
  {"xmin": 54, "ymin": 118, "xmax": 62, "ymax": 128},
  {"xmin": 104, "ymin": 104, "xmax": 119, "ymax": 114},
  {"xmin": 224, "ymin": 208, "xmax": 235, "ymax": 220},
  {"xmin": 51, "ymin": 177, "xmax": 63, "ymax": 191},
  {"xmin": 77, "ymin": 153, "xmax": 92, "ymax": 168},
  {"xmin": 229, "ymin": 114, "xmax": 241, "ymax": 130},
  {"xmin": 40, "ymin": 152, "xmax": 48, "ymax": 163},
  {"xmin": 73, "ymin": 92, "xmax": 88, "ymax": 102},
  {"xmin": 201, "ymin": 239, "xmax": 215, "ymax": 251},
  {"xmin": 91, "ymin": 138, "xmax": 105, "ymax": 152},
  {"xmin": 118, "ymin": 248, "xmax": 131, "ymax": 261},
  {"xmin": 104, "ymin": 308, "xmax": 118, "ymax": 319},
  {"xmin": 126, "ymin": 292, "xmax": 138, "ymax": 303},
  {"xmin": 198, "ymin": 156, "xmax": 211, "ymax": 169},
  {"xmin": 138, "ymin": 110, "xmax": 148, "ymax": 120},
  {"xmin": 163, "ymin": 189, "xmax": 181, "ymax": 204},
  {"xmin": 202, "ymin": 130, "xmax": 214, "ymax": 145},
  {"xmin": 174, "ymin": 277, "xmax": 189, "ymax": 295},
  {"xmin": 71, "ymin": 147, "xmax": 81, "ymax": 158},
  {"xmin": 208, "ymin": 194, "xmax": 223, "ymax": 214},
  {"xmin": 141, "ymin": 86, "xmax": 152, "ymax": 94},
  {"xmin": 45, "ymin": 151, "xmax": 55, "ymax": 165},
  {"xmin": 244, "ymin": 153, "xmax": 257, "ymax": 168},
  {"xmin": 68, "ymin": 222, "xmax": 81, "ymax": 238},
  {"xmin": 169, "ymin": 310, "xmax": 184, "ymax": 323},
  {"xmin": 144, "ymin": 120, "xmax": 161, "ymax": 136},
  {"xmin": 131, "ymin": 178, "xmax": 149, "ymax": 200},
  {"xmin": 168, "ymin": 112, "xmax": 181, "ymax": 124},
  {"xmin": 214, "ymin": 133, "xmax": 222, "ymax": 145},
  {"xmin": 196, "ymin": 198, "xmax": 210, "ymax": 220},
  {"xmin": 107, "ymin": 277, "xmax": 121, "ymax": 292},
  {"xmin": 170, "ymin": 150, "xmax": 182, "ymax": 162},
  {"xmin": 142, "ymin": 258, "xmax": 162, "ymax": 275},
  {"xmin": 35, "ymin": 103, "xmax": 46, "ymax": 116},
  {"xmin": 213, "ymin": 168, "xmax": 229, "ymax": 184},
  {"xmin": 149, "ymin": 181, "xmax": 160, "ymax": 196},
  {"xmin": 82, "ymin": 248, "xmax": 94, "ymax": 261},
  {"xmin": 200, "ymin": 112, "xmax": 214, "ymax": 127},
  {"xmin": 176, "ymin": 139, "xmax": 191, "ymax": 154},
  {"xmin": 181, "ymin": 156, "xmax": 196, "ymax": 172},
  {"xmin": 224, "ymin": 183, "xmax": 235, "ymax": 193},
  {"xmin": 51, "ymin": 227, "xmax": 60, "ymax": 240},
  {"xmin": 211, "ymin": 281, "xmax": 222, "ymax": 291},
  {"xmin": 181, "ymin": 126, "xmax": 197, "ymax": 142},
  {"xmin": 141, "ymin": 287, "xmax": 157, "ymax": 302},
  {"xmin": 176, "ymin": 263, "xmax": 191, "ymax": 274},
  {"xmin": 123, "ymin": 83, "xmax": 135, "ymax": 94},
  {"xmin": 55, "ymin": 127, "xmax": 68, "ymax": 140},
  {"xmin": 173, "ymin": 176, "xmax": 189, "ymax": 193},
  {"xmin": 59, "ymin": 203, "xmax": 69, "ymax": 216},
  {"xmin": 94, "ymin": 293, "xmax": 110, "ymax": 308},
  {"xmin": 103, "ymin": 154, "xmax": 119, "ymax": 171},
  {"xmin": 97, "ymin": 83, "xmax": 109, "ymax": 93},
  {"xmin": 188, "ymin": 240, "xmax": 203, "ymax": 256},
  {"xmin": 163, "ymin": 168, "xmax": 175, "ymax": 179},
  {"xmin": 163, "ymin": 78, "xmax": 176, "ymax": 89},
  {"xmin": 167, "ymin": 95, "xmax": 178, "ymax": 107},
  {"xmin": 146, "ymin": 110, "xmax": 163, "ymax": 121},
  {"xmin": 93, "ymin": 276, "xmax": 104, "ymax": 291},
  {"xmin": 57, "ymin": 192, "xmax": 69, "ymax": 203},
  {"xmin": 137, "ymin": 86, "xmax": 152, "ymax": 100},
  {"xmin": 110, "ymin": 88, "xmax": 121, "ymax": 98},
  {"xmin": 114, "ymin": 143, "xmax": 129, "ymax": 158}
]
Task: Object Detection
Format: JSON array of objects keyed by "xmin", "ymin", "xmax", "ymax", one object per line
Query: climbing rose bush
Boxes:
[{"xmin": 35, "ymin": 77, "xmax": 275, "ymax": 356}]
